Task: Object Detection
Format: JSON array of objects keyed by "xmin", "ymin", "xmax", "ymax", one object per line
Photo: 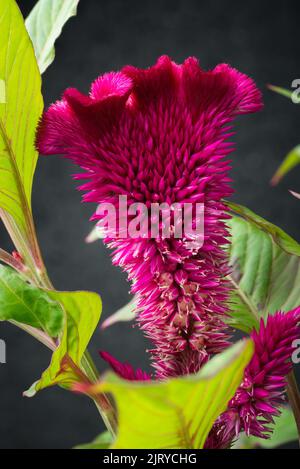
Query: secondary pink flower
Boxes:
[
  {"xmin": 37, "ymin": 56, "xmax": 262, "ymax": 378},
  {"xmin": 99, "ymin": 351, "xmax": 151, "ymax": 381},
  {"xmin": 205, "ymin": 309, "xmax": 300, "ymax": 448}
]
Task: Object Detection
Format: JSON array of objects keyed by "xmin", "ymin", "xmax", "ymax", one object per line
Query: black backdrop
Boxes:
[{"xmin": 0, "ymin": 0, "xmax": 300, "ymax": 449}]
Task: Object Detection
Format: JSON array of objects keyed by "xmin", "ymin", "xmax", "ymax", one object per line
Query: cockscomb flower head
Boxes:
[
  {"xmin": 37, "ymin": 56, "xmax": 262, "ymax": 378},
  {"xmin": 205, "ymin": 309, "xmax": 300, "ymax": 448}
]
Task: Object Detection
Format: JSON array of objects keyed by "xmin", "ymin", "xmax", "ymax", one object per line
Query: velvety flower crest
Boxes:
[{"xmin": 37, "ymin": 56, "xmax": 262, "ymax": 377}]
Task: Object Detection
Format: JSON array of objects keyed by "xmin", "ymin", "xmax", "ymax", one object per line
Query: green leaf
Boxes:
[
  {"xmin": 25, "ymin": 289, "xmax": 101, "ymax": 396},
  {"xmin": 0, "ymin": 79, "xmax": 5, "ymax": 104},
  {"xmin": 290, "ymin": 190, "xmax": 300, "ymax": 200},
  {"xmin": 0, "ymin": 265, "xmax": 63, "ymax": 337},
  {"xmin": 228, "ymin": 201, "xmax": 300, "ymax": 256},
  {"xmin": 226, "ymin": 202, "xmax": 300, "ymax": 332},
  {"xmin": 85, "ymin": 225, "xmax": 101, "ymax": 244},
  {"xmin": 0, "ymin": 0, "xmax": 43, "ymax": 235},
  {"xmin": 101, "ymin": 297, "xmax": 136, "ymax": 329},
  {"xmin": 268, "ymin": 84, "xmax": 300, "ymax": 185},
  {"xmin": 267, "ymin": 84, "xmax": 294, "ymax": 100},
  {"xmin": 26, "ymin": 0, "xmax": 80, "ymax": 74},
  {"xmin": 90, "ymin": 340, "xmax": 253, "ymax": 449},
  {"xmin": 74, "ymin": 431, "xmax": 112, "ymax": 450},
  {"xmin": 271, "ymin": 145, "xmax": 300, "ymax": 186},
  {"xmin": 234, "ymin": 406, "xmax": 298, "ymax": 449}
]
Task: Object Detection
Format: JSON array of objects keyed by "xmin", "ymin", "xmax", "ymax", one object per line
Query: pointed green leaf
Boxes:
[
  {"xmin": 268, "ymin": 84, "xmax": 300, "ymax": 185},
  {"xmin": 0, "ymin": 79, "xmax": 5, "ymax": 103},
  {"xmin": 271, "ymin": 145, "xmax": 300, "ymax": 186},
  {"xmin": 234, "ymin": 406, "xmax": 298, "ymax": 449},
  {"xmin": 85, "ymin": 225, "xmax": 101, "ymax": 244},
  {"xmin": 25, "ymin": 289, "xmax": 101, "ymax": 395},
  {"xmin": 26, "ymin": 0, "xmax": 80, "ymax": 74},
  {"xmin": 101, "ymin": 297, "xmax": 136, "ymax": 329},
  {"xmin": 74, "ymin": 431, "xmax": 112, "ymax": 450},
  {"xmin": 90, "ymin": 340, "xmax": 253, "ymax": 449},
  {"xmin": 226, "ymin": 202, "xmax": 300, "ymax": 332},
  {"xmin": 0, "ymin": 0, "xmax": 43, "ymax": 235},
  {"xmin": 268, "ymin": 84, "xmax": 294, "ymax": 100},
  {"xmin": 0, "ymin": 265, "xmax": 63, "ymax": 337},
  {"xmin": 290, "ymin": 190, "xmax": 300, "ymax": 200}
]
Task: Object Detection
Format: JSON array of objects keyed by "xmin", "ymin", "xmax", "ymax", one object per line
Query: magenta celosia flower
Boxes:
[
  {"xmin": 205, "ymin": 309, "xmax": 300, "ymax": 448},
  {"xmin": 99, "ymin": 351, "xmax": 151, "ymax": 381},
  {"xmin": 37, "ymin": 56, "xmax": 262, "ymax": 378}
]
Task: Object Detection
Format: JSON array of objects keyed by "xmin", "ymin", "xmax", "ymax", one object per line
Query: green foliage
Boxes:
[
  {"xmin": 0, "ymin": 79, "xmax": 5, "ymax": 103},
  {"xmin": 91, "ymin": 341, "xmax": 253, "ymax": 449},
  {"xmin": 0, "ymin": 265, "xmax": 63, "ymax": 337},
  {"xmin": 0, "ymin": 263, "xmax": 101, "ymax": 395},
  {"xmin": 268, "ymin": 84, "xmax": 300, "ymax": 184},
  {"xmin": 25, "ymin": 289, "xmax": 102, "ymax": 395},
  {"xmin": 267, "ymin": 84, "xmax": 294, "ymax": 100},
  {"xmin": 0, "ymin": 0, "xmax": 43, "ymax": 239},
  {"xmin": 74, "ymin": 432, "xmax": 112, "ymax": 450},
  {"xmin": 271, "ymin": 145, "xmax": 300, "ymax": 186},
  {"xmin": 101, "ymin": 297, "xmax": 136, "ymax": 329},
  {"xmin": 227, "ymin": 202, "xmax": 300, "ymax": 332},
  {"xmin": 0, "ymin": 1, "xmax": 297, "ymax": 450},
  {"xmin": 26, "ymin": 0, "xmax": 80, "ymax": 74},
  {"xmin": 0, "ymin": 0, "xmax": 104, "ymax": 421}
]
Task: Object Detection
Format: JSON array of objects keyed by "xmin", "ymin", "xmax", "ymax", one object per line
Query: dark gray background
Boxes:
[{"xmin": 0, "ymin": 0, "xmax": 300, "ymax": 449}]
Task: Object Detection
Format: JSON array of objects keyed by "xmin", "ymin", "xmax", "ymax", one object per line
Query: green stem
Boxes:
[
  {"xmin": 2, "ymin": 214, "xmax": 118, "ymax": 439},
  {"xmin": 0, "ymin": 210, "xmax": 38, "ymax": 280},
  {"xmin": 9, "ymin": 320, "xmax": 56, "ymax": 351},
  {"xmin": 81, "ymin": 350, "xmax": 117, "ymax": 438},
  {"xmin": 10, "ymin": 315, "xmax": 117, "ymax": 439},
  {"xmin": 81, "ymin": 349, "xmax": 100, "ymax": 382},
  {"xmin": 0, "ymin": 149, "xmax": 116, "ymax": 436},
  {"xmin": 287, "ymin": 371, "xmax": 300, "ymax": 445},
  {"xmin": 94, "ymin": 399, "xmax": 118, "ymax": 440},
  {"xmin": 37, "ymin": 268, "xmax": 118, "ymax": 438},
  {"xmin": 0, "ymin": 247, "xmax": 25, "ymax": 272},
  {"xmin": 0, "ymin": 109, "xmax": 118, "ymax": 437}
]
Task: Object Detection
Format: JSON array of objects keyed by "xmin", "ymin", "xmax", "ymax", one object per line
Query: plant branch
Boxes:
[
  {"xmin": 0, "ymin": 248, "xmax": 24, "ymax": 271},
  {"xmin": 9, "ymin": 316, "xmax": 117, "ymax": 438},
  {"xmin": 0, "ymin": 247, "xmax": 37, "ymax": 283},
  {"xmin": 0, "ymin": 110, "xmax": 116, "ymax": 435},
  {"xmin": 228, "ymin": 275, "xmax": 259, "ymax": 321},
  {"xmin": 9, "ymin": 320, "xmax": 56, "ymax": 351},
  {"xmin": 37, "ymin": 269, "xmax": 118, "ymax": 437},
  {"xmin": 0, "ymin": 210, "xmax": 38, "ymax": 277},
  {"xmin": 0, "ymin": 115, "xmax": 45, "ymax": 272},
  {"xmin": 287, "ymin": 371, "xmax": 300, "ymax": 444},
  {"xmin": 80, "ymin": 349, "xmax": 117, "ymax": 437},
  {"xmin": 2, "ymin": 212, "xmax": 118, "ymax": 438}
]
